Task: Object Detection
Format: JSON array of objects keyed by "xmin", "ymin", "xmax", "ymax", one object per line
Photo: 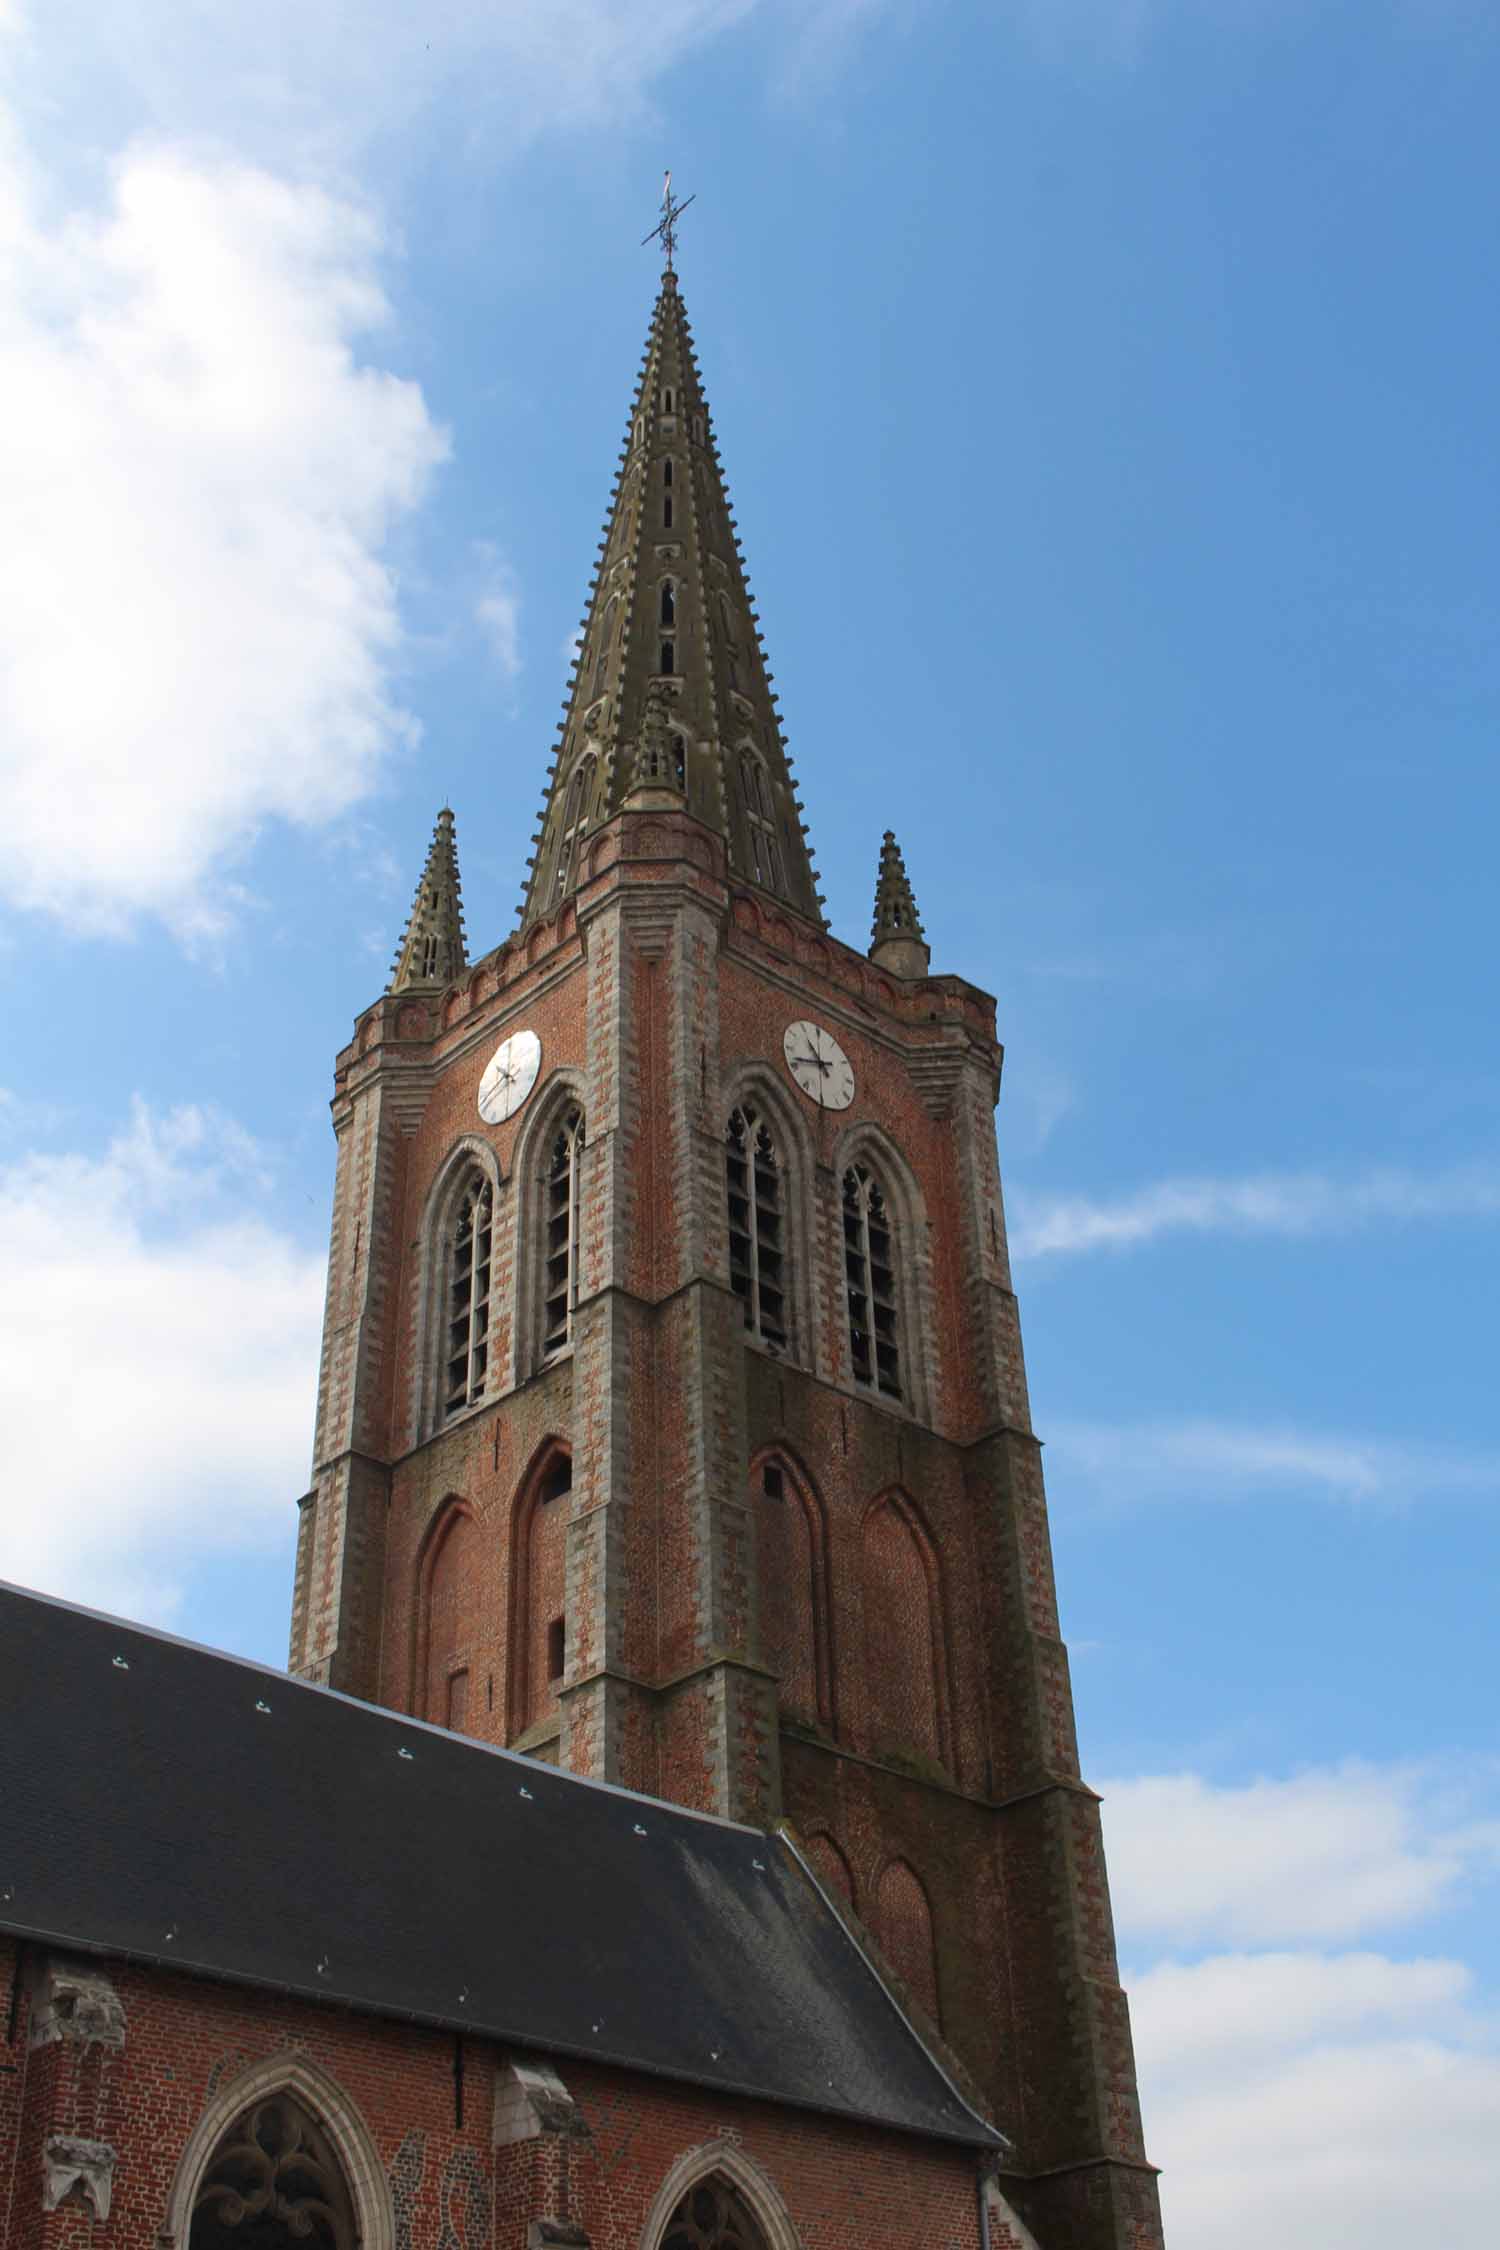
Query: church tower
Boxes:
[{"xmin": 290, "ymin": 256, "xmax": 1164, "ymax": 2250}]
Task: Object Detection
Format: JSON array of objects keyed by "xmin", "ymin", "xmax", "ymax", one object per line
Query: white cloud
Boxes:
[
  {"xmin": 2, "ymin": 0, "xmax": 786, "ymax": 173},
  {"xmin": 1131, "ymin": 1949, "xmax": 1500, "ymax": 2250},
  {"xmin": 1010, "ymin": 1161, "xmax": 1500, "ymax": 1260},
  {"xmin": 1110, "ymin": 1766, "xmax": 1500, "ymax": 2244},
  {"xmin": 0, "ymin": 125, "xmax": 447, "ymax": 938},
  {"xmin": 1103, "ymin": 1762, "xmax": 1500, "ymax": 1946},
  {"xmin": 1048, "ymin": 1416, "xmax": 1500, "ymax": 1509},
  {"xmin": 0, "ymin": 1100, "xmax": 323, "ymax": 1622},
  {"xmin": 474, "ymin": 545, "xmax": 522, "ymax": 681}
]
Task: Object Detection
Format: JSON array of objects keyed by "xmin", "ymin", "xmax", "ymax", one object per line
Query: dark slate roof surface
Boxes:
[{"xmin": 0, "ymin": 1581, "xmax": 998, "ymax": 2148}]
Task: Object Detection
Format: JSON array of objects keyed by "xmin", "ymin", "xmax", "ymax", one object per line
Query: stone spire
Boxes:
[
  {"xmin": 868, "ymin": 829, "xmax": 930, "ymax": 979},
  {"xmin": 519, "ymin": 271, "xmax": 824, "ymax": 929},
  {"xmin": 390, "ymin": 807, "xmax": 467, "ymax": 992}
]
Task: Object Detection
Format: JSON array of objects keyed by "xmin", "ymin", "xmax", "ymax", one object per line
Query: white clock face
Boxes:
[
  {"xmin": 783, "ymin": 1020, "xmax": 855, "ymax": 1111},
  {"xmin": 477, "ymin": 1029, "xmax": 541, "ymax": 1125}
]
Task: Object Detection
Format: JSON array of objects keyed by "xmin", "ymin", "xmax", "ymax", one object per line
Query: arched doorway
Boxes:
[
  {"xmin": 189, "ymin": 2091, "xmax": 357, "ymax": 2249},
  {"xmin": 659, "ymin": 2175, "xmax": 771, "ymax": 2250}
]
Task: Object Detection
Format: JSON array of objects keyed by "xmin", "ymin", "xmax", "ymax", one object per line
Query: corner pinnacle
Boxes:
[
  {"xmin": 868, "ymin": 830, "xmax": 930, "ymax": 980},
  {"xmin": 390, "ymin": 806, "xmax": 468, "ymax": 993}
]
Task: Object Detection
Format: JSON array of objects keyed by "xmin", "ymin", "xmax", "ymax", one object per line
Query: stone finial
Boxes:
[
  {"xmin": 390, "ymin": 806, "xmax": 468, "ymax": 993},
  {"xmin": 624, "ymin": 689, "xmax": 686, "ymax": 808},
  {"xmin": 869, "ymin": 829, "xmax": 930, "ymax": 979}
]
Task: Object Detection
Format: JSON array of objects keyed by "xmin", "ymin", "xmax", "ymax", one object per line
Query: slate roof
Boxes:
[{"xmin": 0, "ymin": 1581, "xmax": 1000, "ymax": 2149}]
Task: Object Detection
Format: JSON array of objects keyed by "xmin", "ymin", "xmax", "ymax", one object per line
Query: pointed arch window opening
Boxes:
[
  {"xmin": 190, "ymin": 2092, "xmax": 357, "ymax": 2250},
  {"xmin": 593, "ymin": 597, "xmax": 619, "ymax": 696},
  {"xmin": 443, "ymin": 1175, "xmax": 493, "ymax": 1419},
  {"xmin": 739, "ymin": 753, "xmax": 785, "ymax": 895},
  {"xmin": 542, "ymin": 1108, "xmax": 586, "ymax": 1357},
  {"xmin": 663, "ymin": 494, "xmax": 674, "ymax": 528},
  {"xmin": 663, "ymin": 457, "xmax": 674, "ymax": 486},
  {"xmin": 660, "ymin": 580, "xmax": 676, "ymax": 628},
  {"xmin": 663, "ymin": 386, "xmax": 675, "ymax": 412},
  {"xmin": 843, "ymin": 1164, "xmax": 901, "ymax": 1399},
  {"xmin": 726, "ymin": 1106, "xmax": 787, "ymax": 1353},
  {"xmin": 672, "ymin": 733, "xmax": 687, "ymax": 791},
  {"xmin": 419, "ymin": 932, "xmax": 441, "ymax": 980},
  {"xmin": 553, "ymin": 755, "xmax": 596, "ymax": 903},
  {"xmin": 661, "ymin": 2175, "xmax": 770, "ymax": 2250},
  {"xmin": 660, "ymin": 639, "xmax": 675, "ymax": 675}
]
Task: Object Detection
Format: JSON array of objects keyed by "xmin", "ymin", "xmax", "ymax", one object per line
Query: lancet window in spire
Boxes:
[
  {"xmin": 593, "ymin": 597, "xmax": 619, "ymax": 695},
  {"xmin": 553, "ymin": 754, "xmax": 596, "ymax": 904},
  {"xmin": 542, "ymin": 1108, "xmax": 586, "ymax": 1356},
  {"xmin": 843, "ymin": 1164, "xmax": 901, "ymax": 1400},
  {"xmin": 739, "ymin": 751, "xmax": 784, "ymax": 894},
  {"xmin": 444, "ymin": 1174, "xmax": 493, "ymax": 1419},
  {"xmin": 726, "ymin": 1106, "xmax": 787, "ymax": 1352},
  {"xmin": 660, "ymin": 580, "xmax": 676, "ymax": 627}
]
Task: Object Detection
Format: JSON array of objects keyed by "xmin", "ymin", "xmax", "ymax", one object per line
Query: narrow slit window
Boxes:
[
  {"xmin": 547, "ymin": 1617, "xmax": 566, "ymax": 1682},
  {"xmin": 660, "ymin": 581, "xmax": 676, "ymax": 628},
  {"xmin": 443, "ymin": 1175, "xmax": 493, "ymax": 1419},
  {"xmin": 660, "ymin": 639, "xmax": 674, "ymax": 674},
  {"xmin": 672, "ymin": 733, "xmax": 687, "ymax": 791},
  {"xmin": 843, "ymin": 1164, "xmax": 902, "ymax": 1400},
  {"xmin": 663, "ymin": 494, "xmax": 673, "ymax": 528},
  {"xmin": 542, "ymin": 1108, "xmax": 586, "ymax": 1356},
  {"xmin": 726, "ymin": 1106, "xmax": 787, "ymax": 1353},
  {"xmin": 663, "ymin": 458, "xmax": 674, "ymax": 487},
  {"xmin": 663, "ymin": 387, "xmax": 674, "ymax": 412}
]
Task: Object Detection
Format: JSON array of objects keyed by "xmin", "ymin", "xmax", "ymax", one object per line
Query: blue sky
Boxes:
[{"xmin": 1, "ymin": 1, "xmax": 1496, "ymax": 2239}]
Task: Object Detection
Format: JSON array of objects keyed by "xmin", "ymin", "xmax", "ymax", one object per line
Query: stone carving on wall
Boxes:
[
  {"xmin": 44, "ymin": 2135, "xmax": 116, "ymax": 2221},
  {"xmin": 30, "ymin": 1956, "xmax": 126, "ymax": 2049}
]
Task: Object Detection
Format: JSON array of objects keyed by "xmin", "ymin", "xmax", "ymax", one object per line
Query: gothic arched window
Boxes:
[
  {"xmin": 553, "ymin": 754, "xmax": 596, "ymax": 903},
  {"xmin": 190, "ymin": 2092, "xmax": 357, "ymax": 2250},
  {"xmin": 592, "ymin": 596, "xmax": 618, "ymax": 694},
  {"xmin": 542, "ymin": 1108, "xmax": 585, "ymax": 1356},
  {"xmin": 726, "ymin": 1105, "xmax": 786, "ymax": 1351},
  {"xmin": 672, "ymin": 733, "xmax": 687, "ymax": 791},
  {"xmin": 842, "ymin": 1163, "xmax": 901, "ymax": 1399},
  {"xmin": 661, "ymin": 2176, "xmax": 769, "ymax": 2250},
  {"xmin": 660, "ymin": 579, "xmax": 676, "ymax": 628},
  {"xmin": 443, "ymin": 1173, "xmax": 492, "ymax": 1419},
  {"xmin": 739, "ymin": 753, "xmax": 783, "ymax": 894}
]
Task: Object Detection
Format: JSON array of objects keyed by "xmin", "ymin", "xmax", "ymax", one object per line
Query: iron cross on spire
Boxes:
[{"xmin": 642, "ymin": 171, "xmax": 696, "ymax": 273}]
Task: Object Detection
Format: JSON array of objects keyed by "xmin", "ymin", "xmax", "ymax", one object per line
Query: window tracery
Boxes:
[
  {"xmin": 661, "ymin": 2176, "xmax": 769, "ymax": 2250},
  {"xmin": 542, "ymin": 1108, "xmax": 585, "ymax": 1355},
  {"xmin": 842, "ymin": 1163, "xmax": 901, "ymax": 1398},
  {"xmin": 725, "ymin": 1105, "xmax": 786, "ymax": 1351},
  {"xmin": 443, "ymin": 1174, "xmax": 492, "ymax": 1419},
  {"xmin": 190, "ymin": 2093, "xmax": 356, "ymax": 2250}
]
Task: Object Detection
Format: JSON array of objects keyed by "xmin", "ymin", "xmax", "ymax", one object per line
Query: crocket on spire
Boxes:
[{"xmin": 390, "ymin": 806, "xmax": 468, "ymax": 992}]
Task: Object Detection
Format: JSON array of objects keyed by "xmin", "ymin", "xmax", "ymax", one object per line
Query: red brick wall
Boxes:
[{"xmin": 0, "ymin": 1946, "xmax": 987, "ymax": 2250}]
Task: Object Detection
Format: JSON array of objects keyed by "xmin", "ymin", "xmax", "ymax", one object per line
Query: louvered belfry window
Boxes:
[
  {"xmin": 444, "ymin": 1175, "xmax": 493, "ymax": 1419},
  {"xmin": 843, "ymin": 1163, "xmax": 901, "ymax": 1399},
  {"xmin": 726, "ymin": 1105, "xmax": 787, "ymax": 1352},
  {"xmin": 542, "ymin": 1108, "xmax": 586, "ymax": 1355}
]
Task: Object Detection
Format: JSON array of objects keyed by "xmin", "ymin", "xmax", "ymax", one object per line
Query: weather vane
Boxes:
[{"xmin": 642, "ymin": 170, "xmax": 696, "ymax": 273}]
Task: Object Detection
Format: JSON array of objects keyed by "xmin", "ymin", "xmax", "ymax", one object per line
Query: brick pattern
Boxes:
[
  {"xmin": 285, "ymin": 801, "xmax": 1164, "ymax": 2248},
  {"xmin": 0, "ymin": 1943, "xmax": 998, "ymax": 2250}
]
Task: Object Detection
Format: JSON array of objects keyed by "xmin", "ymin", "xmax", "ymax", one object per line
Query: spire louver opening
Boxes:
[
  {"xmin": 519, "ymin": 274, "xmax": 824, "ymax": 930},
  {"xmin": 391, "ymin": 807, "xmax": 468, "ymax": 993}
]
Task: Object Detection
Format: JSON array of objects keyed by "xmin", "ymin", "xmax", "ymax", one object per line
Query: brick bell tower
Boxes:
[{"xmin": 289, "ymin": 254, "xmax": 1164, "ymax": 2250}]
